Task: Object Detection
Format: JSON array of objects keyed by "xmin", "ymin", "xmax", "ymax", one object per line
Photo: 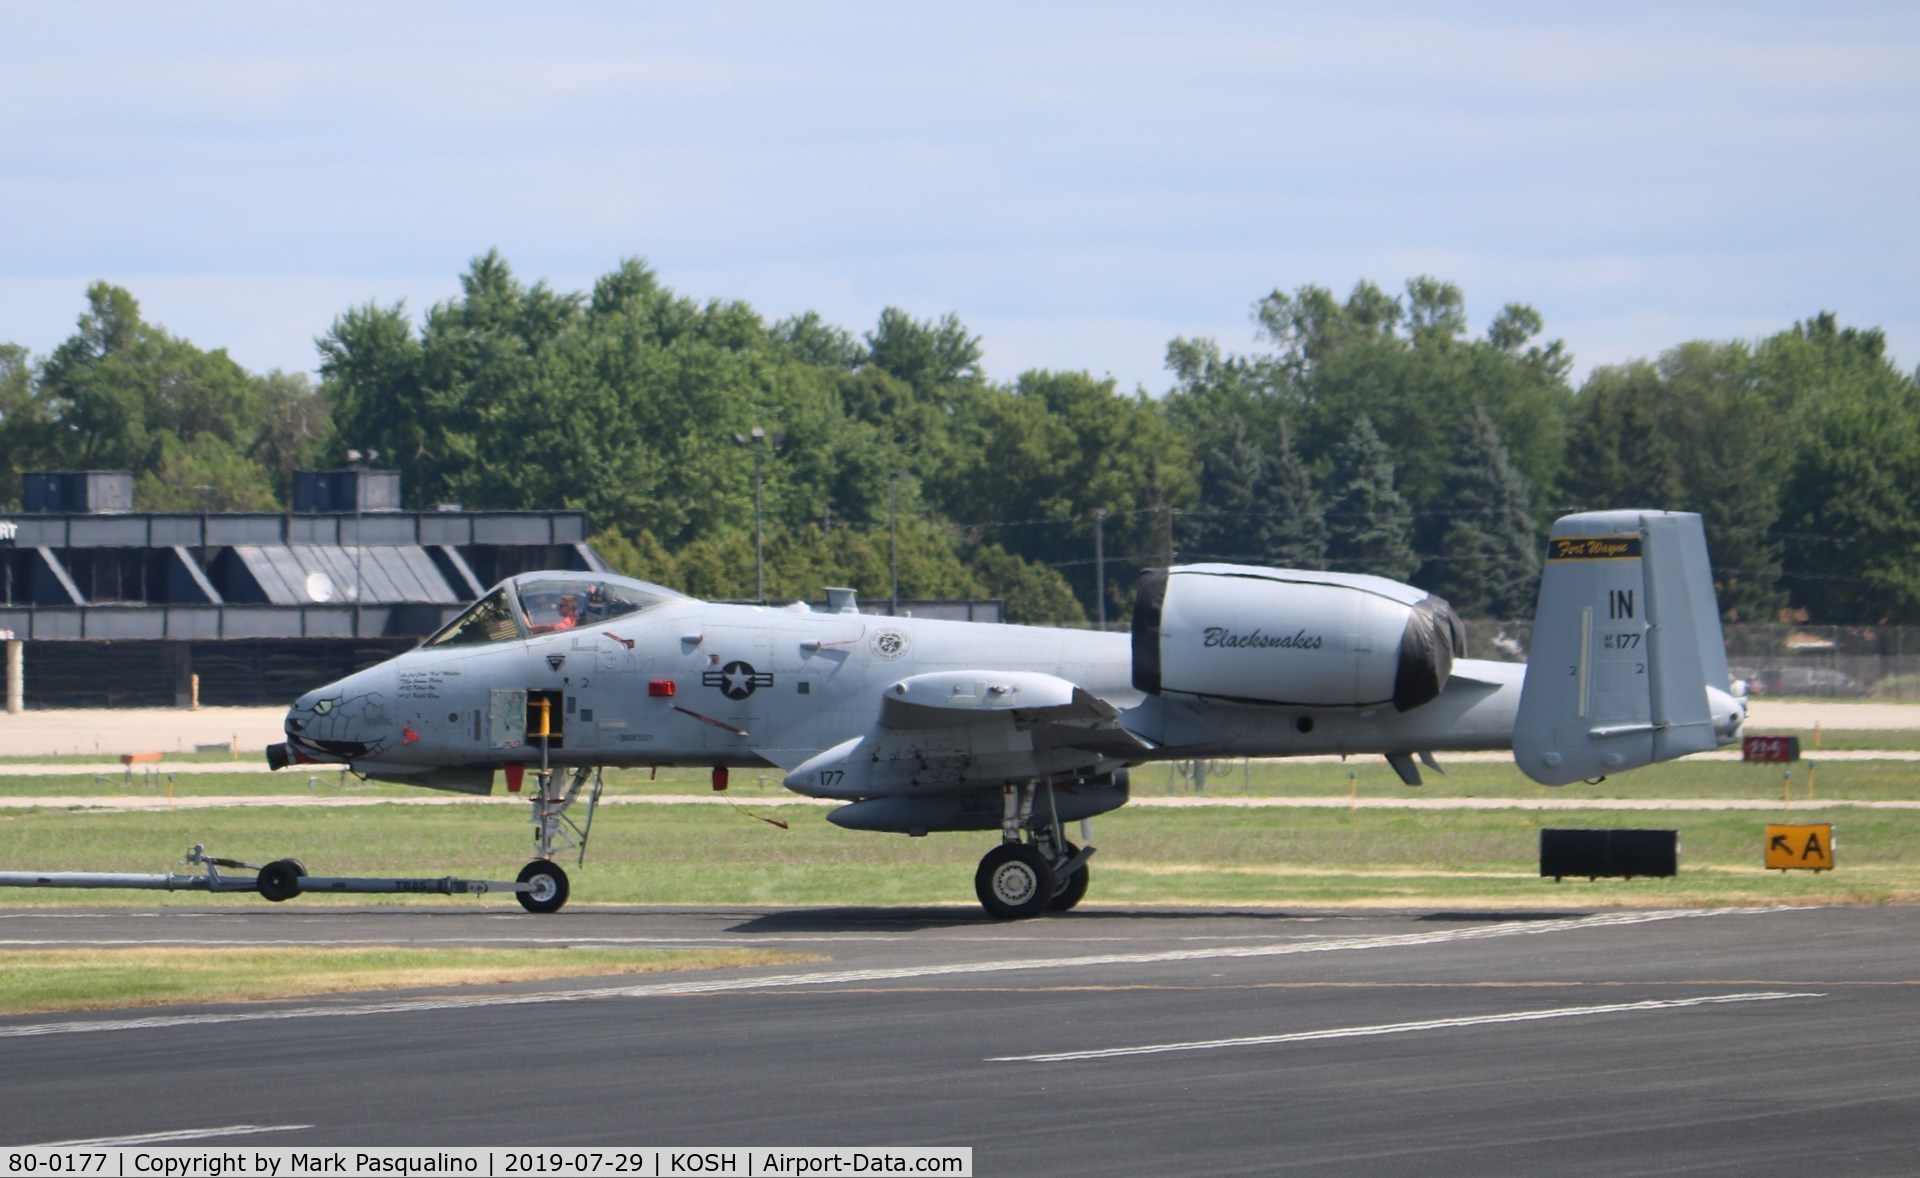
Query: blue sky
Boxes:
[{"xmin": 3, "ymin": 2, "xmax": 1914, "ymax": 392}]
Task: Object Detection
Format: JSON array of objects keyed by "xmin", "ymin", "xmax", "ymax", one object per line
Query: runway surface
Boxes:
[{"xmin": 2, "ymin": 904, "xmax": 1916, "ymax": 1175}]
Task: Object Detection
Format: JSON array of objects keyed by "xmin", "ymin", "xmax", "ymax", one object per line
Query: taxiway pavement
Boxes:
[{"xmin": 1, "ymin": 904, "xmax": 1915, "ymax": 1176}]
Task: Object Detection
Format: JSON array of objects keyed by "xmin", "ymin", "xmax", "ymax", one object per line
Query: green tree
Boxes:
[
  {"xmin": 1773, "ymin": 393, "xmax": 1920, "ymax": 621},
  {"xmin": 864, "ymin": 308, "xmax": 982, "ymax": 399},
  {"xmin": 1422, "ymin": 405, "xmax": 1538, "ymax": 617},
  {"xmin": 322, "ymin": 253, "xmax": 771, "ymax": 539},
  {"xmin": 1184, "ymin": 419, "xmax": 1269, "ymax": 562},
  {"xmin": 1325, "ymin": 415, "xmax": 1416, "ymax": 580},
  {"xmin": 940, "ymin": 370, "xmax": 1197, "ymax": 620},
  {"xmin": 1162, "ymin": 336, "xmax": 1287, "ymax": 472},
  {"xmin": 1264, "ymin": 425, "xmax": 1329, "ymax": 568},
  {"xmin": 38, "ymin": 283, "xmax": 264, "ymax": 479},
  {"xmin": 1252, "ymin": 277, "xmax": 1572, "ymax": 521},
  {"xmin": 135, "ymin": 434, "xmax": 280, "ymax": 511},
  {"xmin": 1560, "ymin": 343, "xmax": 1784, "ymax": 622},
  {"xmin": 773, "ymin": 311, "xmax": 865, "ymax": 370},
  {"xmin": 1658, "ymin": 342, "xmax": 1784, "ymax": 623},
  {"xmin": 0, "ymin": 343, "xmax": 50, "ymax": 510},
  {"xmin": 316, "ymin": 300, "xmax": 429, "ymax": 485},
  {"xmin": 29, "ymin": 283, "xmax": 278, "ymax": 508},
  {"xmin": 1762, "ymin": 315, "xmax": 1920, "ymax": 621},
  {"xmin": 588, "ymin": 525, "xmax": 681, "ymax": 586},
  {"xmin": 1556, "ymin": 360, "xmax": 1685, "ymax": 513},
  {"xmin": 847, "ymin": 308, "xmax": 992, "ymax": 523},
  {"xmin": 1183, "ymin": 419, "xmax": 1328, "ymax": 570},
  {"xmin": 252, "ymin": 370, "xmax": 332, "ymax": 498},
  {"xmin": 966, "ymin": 542, "xmax": 1088, "ymax": 625}
]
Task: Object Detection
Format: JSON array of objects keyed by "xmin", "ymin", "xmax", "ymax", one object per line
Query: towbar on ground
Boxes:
[{"xmin": 0, "ymin": 844, "xmax": 534, "ymax": 904}]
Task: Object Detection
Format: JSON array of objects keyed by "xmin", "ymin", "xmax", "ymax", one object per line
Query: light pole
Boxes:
[
  {"xmin": 732, "ymin": 429, "xmax": 782, "ymax": 601},
  {"xmin": 1094, "ymin": 508, "xmax": 1106, "ymax": 629},
  {"xmin": 345, "ymin": 449, "xmax": 378, "ymax": 637},
  {"xmin": 889, "ymin": 472, "xmax": 904, "ymax": 616}
]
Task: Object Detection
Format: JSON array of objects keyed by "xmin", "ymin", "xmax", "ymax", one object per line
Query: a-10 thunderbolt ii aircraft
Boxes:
[{"xmin": 266, "ymin": 509, "xmax": 1744, "ymax": 919}]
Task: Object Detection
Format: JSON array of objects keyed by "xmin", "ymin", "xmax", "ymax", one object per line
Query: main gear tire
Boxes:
[
  {"xmin": 1048, "ymin": 844, "xmax": 1090, "ymax": 913},
  {"xmin": 975, "ymin": 844, "xmax": 1056, "ymax": 921}
]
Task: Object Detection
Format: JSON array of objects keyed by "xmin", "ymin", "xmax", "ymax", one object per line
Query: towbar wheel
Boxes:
[{"xmin": 256, "ymin": 858, "xmax": 307, "ymax": 902}]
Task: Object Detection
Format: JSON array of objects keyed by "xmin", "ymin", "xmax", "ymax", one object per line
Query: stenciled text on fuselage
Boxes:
[{"xmin": 1201, "ymin": 626, "xmax": 1324, "ymax": 651}]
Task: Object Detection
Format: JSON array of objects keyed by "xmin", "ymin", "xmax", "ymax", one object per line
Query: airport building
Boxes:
[{"xmin": 0, "ymin": 470, "xmax": 606, "ymax": 708}]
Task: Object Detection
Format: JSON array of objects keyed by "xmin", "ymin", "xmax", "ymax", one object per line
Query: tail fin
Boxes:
[{"xmin": 1513, "ymin": 510, "xmax": 1744, "ymax": 785}]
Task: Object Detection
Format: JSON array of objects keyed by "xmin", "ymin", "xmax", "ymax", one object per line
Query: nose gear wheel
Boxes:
[{"xmin": 516, "ymin": 860, "xmax": 570, "ymax": 914}]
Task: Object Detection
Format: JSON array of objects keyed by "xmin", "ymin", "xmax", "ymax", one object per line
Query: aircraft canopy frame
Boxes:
[{"xmin": 423, "ymin": 572, "xmax": 686, "ymax": 648}]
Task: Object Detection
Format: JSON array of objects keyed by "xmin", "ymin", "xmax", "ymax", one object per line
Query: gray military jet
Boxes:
[{"xmin": 266, "ymin": 509, "xmax": 1744, "ymax": 918}]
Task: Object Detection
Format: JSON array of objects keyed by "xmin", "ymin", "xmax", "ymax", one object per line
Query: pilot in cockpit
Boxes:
[{"xmin": 525, "ymin": 591, "xmax": 581, "ymax": 634}]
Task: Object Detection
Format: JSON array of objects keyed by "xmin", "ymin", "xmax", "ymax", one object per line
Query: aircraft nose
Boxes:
[
  {"xmin": 283, "ymin": 689, "xmax": 315, "ymax": 734},
  {"xmin": 284, "ymin": 686, "xmax": 333, "ymax": 736},
  {"xmin": 269, "ymin": 689, "xmax": 328, "ymax": 769},
  {"xmin": 276, "ymin": 673, "xmax": 396, "ymax": 762}
]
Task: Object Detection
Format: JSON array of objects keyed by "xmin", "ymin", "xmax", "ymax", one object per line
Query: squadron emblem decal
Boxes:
[
  {"xmin": 870, "ymin": 629, "xmax": 910, "ymax": 661},
  {"xmin": 704, "ymin": 660, "xmax": 774, "ymax": 701}
]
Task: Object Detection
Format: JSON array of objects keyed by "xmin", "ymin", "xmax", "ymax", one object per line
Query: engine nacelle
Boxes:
[{"xmin": 1132, "ymin": 565, "xmax": 1462, "ymax": 711}]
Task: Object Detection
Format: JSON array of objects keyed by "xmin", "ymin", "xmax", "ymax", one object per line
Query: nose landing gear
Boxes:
[{"xmin": 516, "ymin": 765, "xmax": 604, "ymax": 914}]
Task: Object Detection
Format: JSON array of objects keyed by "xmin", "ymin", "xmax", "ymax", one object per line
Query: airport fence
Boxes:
[{"xmin": 1457, "ymin": 619, "xmax": 1920, "ymax": 700}]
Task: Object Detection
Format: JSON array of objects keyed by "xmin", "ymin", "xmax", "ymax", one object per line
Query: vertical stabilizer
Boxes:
[{"xmin": 1514, "ymin": 510, "xmax": 1741, "ymax": 785}]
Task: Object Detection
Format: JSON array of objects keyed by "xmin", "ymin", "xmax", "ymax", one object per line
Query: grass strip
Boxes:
[
  {"xmin": 0, "ymin": 945, "xmax": 819, "ymax": 1016},
  {"xmin": 3, "ymin": 747, "xmax": 1919, "ymax": 801},
  {"xmin": 2, "ymin": 798, "xmax": 1914, "ymax": 910}
]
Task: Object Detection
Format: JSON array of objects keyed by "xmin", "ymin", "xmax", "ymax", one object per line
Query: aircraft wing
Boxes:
[
  {"xmin": 784, "ymin": 670, "xmax": 1152, "ymax": 796},
  {"xmin": 879, "ymin": 670, "xmax": 1149, "ymax": 752}
]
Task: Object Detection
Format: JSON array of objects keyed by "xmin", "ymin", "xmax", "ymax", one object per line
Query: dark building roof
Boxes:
[{"xmin": 1, "ymin": 471, "xmax": 606, "ymax": 643}]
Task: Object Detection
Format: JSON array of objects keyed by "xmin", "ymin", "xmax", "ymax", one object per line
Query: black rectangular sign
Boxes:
[{"xmin": 1546, "ymin": 535, "xmax": 1643, "ymax": 561}]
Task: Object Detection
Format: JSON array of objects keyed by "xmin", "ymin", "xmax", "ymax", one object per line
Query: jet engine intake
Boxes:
[{"xmin": 1132, "ymin": 565, "xmax": 1462, "ymax": 711}]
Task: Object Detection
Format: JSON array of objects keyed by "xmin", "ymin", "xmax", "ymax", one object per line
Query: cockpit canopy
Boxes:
[{"xmin": 423, "ymin": 572, "xmax": 686, "ymax": 648}]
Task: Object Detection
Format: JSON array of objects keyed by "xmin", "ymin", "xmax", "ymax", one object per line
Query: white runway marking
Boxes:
[
  {"xmin": 31, "ymin": 1125, "xmax": 312, "ymax": 1146},
  {"xmin": 0, "ymin": 936, "xmax": 889, "ymax": 948},
  {"xmin": 0, "ymin": 908, "xmax": 1790, "ymax": 1039},
  {"xmin": 989, "ymin": 991, "xmax": 1826, "ymax": 1062},
  {"xmin": 0, "ymin": 927, "xmax": 1156, "ymax": 948}
]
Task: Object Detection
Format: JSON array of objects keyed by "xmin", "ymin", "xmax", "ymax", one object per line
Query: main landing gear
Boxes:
[
  {"xmin": 974, "ymin": 780, "xmax": 1094, "ymax": 921},
  {"xmin": 515, "ymin": 765, "xmax": 604, "ymax": 914}
]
